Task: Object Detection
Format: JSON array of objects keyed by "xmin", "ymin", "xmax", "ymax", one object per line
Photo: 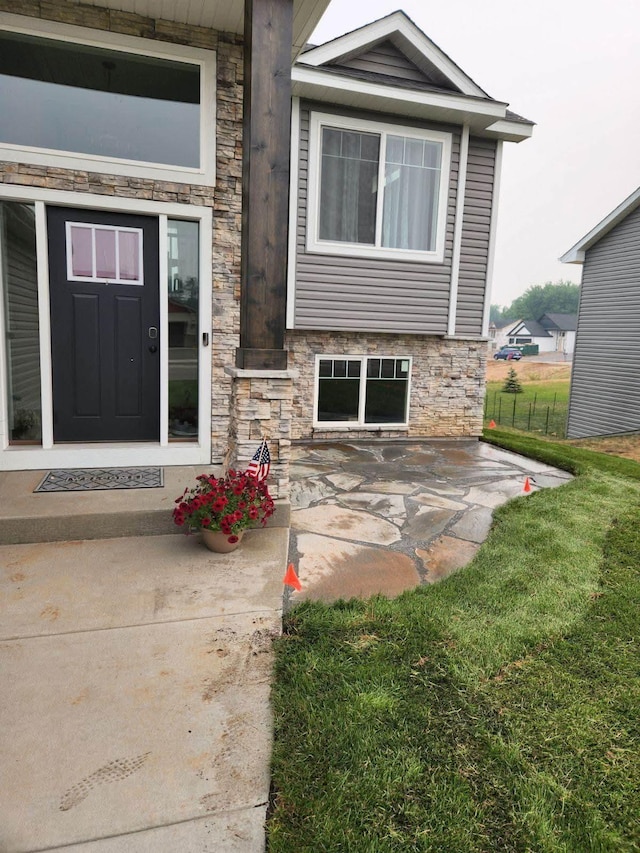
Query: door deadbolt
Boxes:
[{"xmin": 148, "ymin": 327, "xmax": 158, "ymax": 339}]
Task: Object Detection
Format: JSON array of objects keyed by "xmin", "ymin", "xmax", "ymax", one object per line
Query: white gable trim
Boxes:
[
  {"xmin": 298, "ymin": 11, "xmax": 488, "ymax": 98},
  {"xmin": 482, "ymin": 119, "xmax": 534, "ymax": 143},
  {"xmin": 560, "ymin": 185, "xmax": 640, "ymax": 264},
  {"xmin": 507, "ymin": 321, "xmax": 529, "ymax": 336},
  {"xmin": 292, "ymin": 66, "xmax": 506, "ymax": 120},
  {"xmin": 482, "ymin": 139, "xmax": 503, "ymax": 337},
  {"xmin": 448, "ymin": 124, "xmax": 469, "ymax": 336}
]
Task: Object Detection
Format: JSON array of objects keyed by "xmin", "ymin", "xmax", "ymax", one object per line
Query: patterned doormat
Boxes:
[{"xmin": 34, "ymin": 467, "xmax": 164, "ymax": 493}]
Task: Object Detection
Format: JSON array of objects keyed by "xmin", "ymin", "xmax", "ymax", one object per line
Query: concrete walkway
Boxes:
[
  {"xmin": 289, "ymin": 439, "xmax": 572, "ymax": 602},
  {"xmin": 0, "ymin": 528, "xmax": 286, "ymax": 852},
  {"xmin": 0, "ymin": 439, "xmax": 573, "ymax": 852}
]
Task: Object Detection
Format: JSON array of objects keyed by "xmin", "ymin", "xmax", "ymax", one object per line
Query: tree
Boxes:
[
  {"xmin": 506, "ymin": 280, "xmax": 580, "ymax": 322},
  {"xmin": 502, "ymin": 366, "xmax": 523, "ymax": 394},
  {"xmin": 489, "ymin": 304, "xmax": 510, "ymax": 326}
]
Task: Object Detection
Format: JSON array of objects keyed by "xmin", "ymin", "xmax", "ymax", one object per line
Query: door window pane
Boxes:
[
  {"xmin": 1, "ymin": 202, "xmax": 42, "ymax": 442},
  {"xmin": 66, "ymin": 223, "xmax": 142, "ymax": 284},
  {"xmin": 0, "ymin": 31, "xmax": 200, "ymax": 168},
  {"xmin": 168, "ymin": 220, "xmax": 199, "ymax": 439},
  {"xmin": 95, "ymin": 228, "xmax": 116, "ymax": 279},
  {"xmin": 69, "ymin": 226, "xmax": 93, "ymax": 277},
  {"xmin": 118, "ymin": 231, "xmax": 140, "ymax": 281}
]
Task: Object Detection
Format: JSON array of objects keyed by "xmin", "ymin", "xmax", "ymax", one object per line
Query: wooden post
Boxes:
[{"xmin": 236, "ymin": 0, "xmax": 293, "ymax": 371}]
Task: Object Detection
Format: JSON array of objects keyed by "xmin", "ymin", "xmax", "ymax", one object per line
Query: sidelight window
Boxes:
[{"xmin": 168, "ymin": 219, "xmax": 199, "ymax": 439}]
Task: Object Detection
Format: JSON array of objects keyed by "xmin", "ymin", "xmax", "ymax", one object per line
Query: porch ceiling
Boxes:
[{"xmin": 77, "ymin": 0, "xmax": 331, "ymax": 56}]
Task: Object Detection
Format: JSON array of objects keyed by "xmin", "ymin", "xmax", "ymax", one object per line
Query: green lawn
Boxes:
[
  {"xmin": 269, "ymin": 433, "xmax": 640, "ymax": 852},
  {"xmin": 485, "ymin": 380, "xmax": 569, "ymax": 437}
]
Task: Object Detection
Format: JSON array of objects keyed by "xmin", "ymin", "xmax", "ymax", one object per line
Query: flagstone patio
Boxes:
[{"xmin": 288, "ymin": 439, "xmax": 573, "ymax": 602}]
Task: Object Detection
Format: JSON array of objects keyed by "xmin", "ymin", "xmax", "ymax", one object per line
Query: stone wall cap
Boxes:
[
  {"xmin": 443, "ymin": 335, "xmax": 490, "ymax": 342},
  {"xmin": 225, "ymin": 366, "xmax": 299, "ymax": 379}
]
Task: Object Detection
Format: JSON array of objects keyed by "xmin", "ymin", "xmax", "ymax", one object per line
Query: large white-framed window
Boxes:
[
  {"xmin": 0, "ymin": 13, "xmax": 216, "ymax": 185},
  {"xmin": 314, "ymin": 355, "xmax": 412, "ymax": 428},
  {"xmin": 307, "ymin": 112, "xmax": 451, "ymax": 263}
]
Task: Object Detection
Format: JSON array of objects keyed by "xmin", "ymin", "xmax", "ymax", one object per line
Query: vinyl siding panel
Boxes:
[
  {"xmin": 567, "ymin": 203, "xmax": 640, "ymax": 438},
  {"xmin": 454, "ymin": 136, "xmax": 496, "ymax": 336},
  {"xmin": 333, "ymin": 40, "xmax": 451, "ymax": 87},
  {"xmin": 1, "ymin": 203, "xmax": 41, "ymax": 437},
  {"xmin": 294, "ymin": 102, "xmax": 459, "ymax": 334}
]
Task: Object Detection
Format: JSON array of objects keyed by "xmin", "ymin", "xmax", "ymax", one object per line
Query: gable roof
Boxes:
[
  {"xmin": 299, "ymin": 11, "xmax": 488, "ymax": 97},
  {"xmin": 507, "ymin": 319, "xmax": 551, "ymax": 338},
  {"xmin": 560, "ymin": 186, "xmax": 640, "ymax": 264},
  {"xmin": 540, "ymin": 313, "xmax": 577, "ymax": 332},
  {"xmin": 331, "ymin": 38, "xmax": 462, "ymax": 92},
  {"xmin": 293, "ymin": 11, "xmax": 534, "ymax": 143}
]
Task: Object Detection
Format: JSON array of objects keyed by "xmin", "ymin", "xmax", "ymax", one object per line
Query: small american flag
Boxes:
[{"xmin": 246, "ymin": 438, "xmax": 270, "ymax": 482}]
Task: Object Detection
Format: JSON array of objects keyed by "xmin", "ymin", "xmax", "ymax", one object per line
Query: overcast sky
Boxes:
[{"xmin": 311, "ymin": 0, "xmax": 640, "ymax": 307}]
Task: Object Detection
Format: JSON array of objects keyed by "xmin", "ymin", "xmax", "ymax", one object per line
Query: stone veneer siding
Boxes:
[
  {"xmin": 286, "ymin": 331, "xmax": 486, "ymax": 439},
  {"xmin": 226, "ymin": 369, "xmax": 295, "ymax": 500},
  {"xmin": 0, "ymin": 0, "xmax": 244, "ymax": 466}
]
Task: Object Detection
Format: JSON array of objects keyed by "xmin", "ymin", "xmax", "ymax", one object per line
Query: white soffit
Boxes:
[
  {"xmin": 291, "ymin": 66, "xmax": 537, "ymax": 141},
  {"xmin": 74, "ymin": 0, "xmax": 331, "ymax": 56},
  {"xmin": 298, "ymin": 10, "xmax": 489, "ymax": 98},
  {"xmin": 560, "ymin": 185, "xmax": 640, "ymax": 264}
]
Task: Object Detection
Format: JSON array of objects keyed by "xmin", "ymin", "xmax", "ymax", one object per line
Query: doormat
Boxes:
[{"xmin": 34, "ymin": 467, "xmax": 164, "ymax": 493}]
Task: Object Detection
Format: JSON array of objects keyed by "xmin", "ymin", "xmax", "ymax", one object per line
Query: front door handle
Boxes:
[{"xmin": 148, "ymin": 345, "xmax": 158, "ymax": 354}]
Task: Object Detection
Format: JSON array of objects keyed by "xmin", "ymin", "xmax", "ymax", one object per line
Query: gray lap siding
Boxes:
[
  {"xmin": 455, "ymin": 137, "xmax": 496, "ymax": 337},
  {"xmin": 294, "ymin": 102, "xmax": 459, "ymax": 335},
  {"xmin": 568, "ymin": 204, "xmax": 640, "ymax": 438}
]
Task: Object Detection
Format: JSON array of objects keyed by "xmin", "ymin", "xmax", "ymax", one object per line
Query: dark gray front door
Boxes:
[{"xmin": 47, "ymin": 207, "xmax": 160, "ymax": 442}]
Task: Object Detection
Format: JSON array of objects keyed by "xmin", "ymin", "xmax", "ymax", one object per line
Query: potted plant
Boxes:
[{"xmin": 172, "ymin": 469, "xmax": 275, "ymax": 552}]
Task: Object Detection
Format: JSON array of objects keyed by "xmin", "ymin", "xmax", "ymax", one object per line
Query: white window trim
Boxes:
[
  {"xmin": 0, "ymin": 184, "xmax": 213, "ymax": 470},
  {"xmin": 313, "ymin": 354, "xmax": 412, "ymax": 430},
  {"xmin": 0, "ymin": 13, "xmax": 216, "ymax": 187},
  {"xmin": 65, "ymin": 222, "xmax": 144, "ymax": 285},
  {"xmin": 307, "ymin": 112, "xmax": 451, "ymax": 264}
]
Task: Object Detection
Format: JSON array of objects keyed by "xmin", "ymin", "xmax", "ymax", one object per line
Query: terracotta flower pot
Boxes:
[{"xmin": 201, "ymin": 529, "xmax": 244, "ymax": 553}]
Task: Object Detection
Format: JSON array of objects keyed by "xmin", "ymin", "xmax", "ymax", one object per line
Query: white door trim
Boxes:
[{"xmin": 0, "ymin": 185, "xmax": 213, "ymax": 470}]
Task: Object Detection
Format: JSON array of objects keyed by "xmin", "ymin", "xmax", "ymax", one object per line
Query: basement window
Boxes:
[{"xmin": 315, "ymin": 355, "xmax": 411, "ymax": 427}]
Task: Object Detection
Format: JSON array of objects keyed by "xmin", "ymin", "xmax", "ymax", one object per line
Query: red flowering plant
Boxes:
[{"xmin": 172, "ymin": 469, "xmax": 275, "ymax": 544}]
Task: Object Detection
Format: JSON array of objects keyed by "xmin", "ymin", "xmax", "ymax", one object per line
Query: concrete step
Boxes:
[{"xmin": 0, "ymin": 467, "xmax": 289, "ymax": 545}]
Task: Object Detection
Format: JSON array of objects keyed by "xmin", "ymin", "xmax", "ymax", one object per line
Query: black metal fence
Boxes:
[{"xmin": 484, "ymin": 391, "xmax": 568, "ymax": 438}]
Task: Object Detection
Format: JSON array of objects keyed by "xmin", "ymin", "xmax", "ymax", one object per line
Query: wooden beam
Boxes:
[{"xmin": 237, "ymin": 0, "xmax": 293, "ymax": 371}]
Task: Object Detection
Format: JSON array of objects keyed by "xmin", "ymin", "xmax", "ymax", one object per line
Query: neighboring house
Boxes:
[
  {"xmin": 505, "ymin": 314, "xmax": 576, "ymax": 354},
  {"xmin": 561, "ymin": 186, "xmax": 640, "ymax": 438},
  {"xmin": 0, "ymin": 2, "xmax": 533, "ymax": 496},
  {"xmin": 488, "ymin": 319, "xmax": 522, "ymax": 351},
  {"xmin": 538, "ymin": 313, "xmax": 576, "ymax": 354}
]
